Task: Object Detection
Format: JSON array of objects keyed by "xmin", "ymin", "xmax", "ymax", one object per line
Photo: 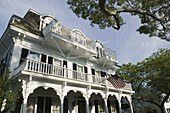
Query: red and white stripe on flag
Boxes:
[{"xmin": 107, "ymin": 74, "xmax": 126, "ymax": 89}]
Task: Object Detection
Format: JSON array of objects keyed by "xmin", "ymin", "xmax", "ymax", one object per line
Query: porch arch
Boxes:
[
  {"xmin": 26, "ymin": 84, "xmax": 62, "ymax": 99},
  {"xmin": 89, "ymin": 93, "xmax": 105, "ymax": 113},
  {"xmin": 26, "ymin": 87, "xmax": 61, "ymax": 113},
  {"xmin": 107, "ymin": 95, "xmax": 120, "ymax": 113},
  {"xmin": 121, "ymin": 96, "xmax": 131, "ymax": 113},
  {"xmin": 63, "ymin": 89, "xmax": 87, "ymax": 100},
  {"xmin": 88, "ymin": 90, "xmax": 105, "ymax": 100},
  {"xmin": 64, "ymin": 90, "xmax": 87, "ymax": 113}
]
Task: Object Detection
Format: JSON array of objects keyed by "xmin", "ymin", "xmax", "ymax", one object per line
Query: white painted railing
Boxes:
[
  {"xmin": 23, "ymin": 59, "xmax": 105, "ymax": 84},
  {"xmin": 14, "ymin": 59, "xmax": 131, "ymax": 90}
]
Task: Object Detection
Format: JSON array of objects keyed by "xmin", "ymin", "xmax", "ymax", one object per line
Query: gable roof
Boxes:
[{"xmin": 10, "ymin": 9, "xmax": 43, "ymax": 37}]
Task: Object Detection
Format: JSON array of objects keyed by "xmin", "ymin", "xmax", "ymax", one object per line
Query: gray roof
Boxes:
[{"xmin": 10, "ymin": 10, "xmax": 44, "ymax": 37}]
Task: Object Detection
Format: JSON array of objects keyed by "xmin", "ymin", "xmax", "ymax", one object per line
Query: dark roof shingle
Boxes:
[{"xmin": 10, "ymin": 10, "xmax": 43, "ymax": 37}]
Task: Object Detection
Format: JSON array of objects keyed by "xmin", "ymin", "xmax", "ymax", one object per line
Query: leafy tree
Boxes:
[
  {"xmin": 67, "ymin": 0, "xmax": 170, "ymax": 41},
  {"xmin": 117, "ymin": 48, "xmax": 170, "ymax": 113},
  {"xmin": 0, "ymin": 72, "xmax": 20, "ymax": 113}
]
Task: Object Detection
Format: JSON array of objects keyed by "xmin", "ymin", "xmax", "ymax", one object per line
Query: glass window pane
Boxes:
[
  {"xmin": 20, "ymin": 48, "xmax": 28, "ymax": 64},
  {"xmin": 78, "ymin": 65, "xmax": 83, "ymax": 72},
  {"xmin": 54, "ymin": 59, "xmax": 61, "ymax": 67},
  {"xmin": 29, "ymin": 52, "xmax": 39, "ymax": 61}
]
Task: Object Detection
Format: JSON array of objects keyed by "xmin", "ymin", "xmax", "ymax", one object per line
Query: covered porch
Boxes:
[{"xmin": 14, "ymin": 77, "xmax": 134, "ymax": 113}]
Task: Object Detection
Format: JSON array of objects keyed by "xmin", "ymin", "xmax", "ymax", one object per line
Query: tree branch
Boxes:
[
  {"xmin": 98, "ymin": 0, "xmax": 168, "ymax": 30},
  {"xmin": 99, "ymin": 0, "xmax": 120, "ymax": 30}
]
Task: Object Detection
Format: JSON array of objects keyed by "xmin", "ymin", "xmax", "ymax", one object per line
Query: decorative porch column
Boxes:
[
  {"xmin": 104, "ymin": 98, "xmax": 108, "ymax": 113},
  {"xmin": 22, "ymin": 96, "xmax": 28, "ymax": 113},
  {"xmin": 118, "ymin": 99, "xmax": 122, "ymax": 113},
  {"xmin": 130, "ymin": 102, "xmax": 133, "ymax": 113},
  {"xmin": 60, "ymin": 97, "xmax": 64, "ymax": 113},
  {"xmin": 21, "ymin": 79, "xmax": 28, "ymax": 113},
  {"xmin": 85, "ymin": 98, "xmax": 90, "ymax": 113},
  {"xmin": 128, "ymin": 98, "xmax": 133, "ymax": 113}
]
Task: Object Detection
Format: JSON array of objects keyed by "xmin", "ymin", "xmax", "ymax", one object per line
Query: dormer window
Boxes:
[
  {"xmin": 71, "ymin": 29, "xmax": 86, "ymax": 45},
  {"xmin": 40, "ymin": 15, "xmax": 56, "ymax": 30},
  {"xmin": 96, "ymin": 41, "xmax": 104, "ymax": 58}
]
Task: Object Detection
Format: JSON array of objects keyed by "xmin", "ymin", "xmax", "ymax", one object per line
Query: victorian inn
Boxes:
[{"xmin": 0, "ymin": 9, "xmax": 134, "ymax": 113}]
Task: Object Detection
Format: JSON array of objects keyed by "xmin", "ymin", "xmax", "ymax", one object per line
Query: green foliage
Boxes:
[
  {"xmin": 117, "ymin": 48, "xmax": 170, "ymax": 113},
  {"xmin": 0, "ymin": 72, "xmax": 20, "ymax": 113},
  {"xmin": 67, "ymin": 0, "xmax": 170, "ymax": 41},
  {"xmin": 67, "ymin": 0, "xmax": 125, "ymax": 29}
]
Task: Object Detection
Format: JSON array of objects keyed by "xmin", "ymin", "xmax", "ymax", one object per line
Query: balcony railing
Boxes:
[
  {"xmin": 43, "ymin": 20, "xmax": 96, "ymax": 51},
  {"xmin": 13, "ymin": 59, "xmax": 131, "ymax": 90}
]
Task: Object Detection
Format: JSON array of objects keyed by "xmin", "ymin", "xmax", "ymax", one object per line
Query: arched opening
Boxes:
[
  {"xmin": 121, "ymin": 96, "xmax": 131, "ymax": 113},
  {"xmin": 89, "ymin": 93, "xmax": 105, "ymax": 113},
  {"xmin": 26, "ymin": 87, "xmax": 60, "ymax": 113},
  {"xmin": 107, "ymin": 95, "xmax": 119, "ymax": 113},
  {"xmin": 64, "ymin": 90, "xmax": 86, "ymax": 113}
]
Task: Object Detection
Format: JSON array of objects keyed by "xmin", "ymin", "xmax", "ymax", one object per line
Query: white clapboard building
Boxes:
[{"xmin": 0, "ymin": 9, "xmax": 134, "ymax": 113}]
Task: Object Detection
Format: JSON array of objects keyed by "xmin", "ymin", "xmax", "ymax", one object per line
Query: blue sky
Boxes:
[{"xmin": 0, "ymin": 0, "xmax": 170, "ymax": 65}]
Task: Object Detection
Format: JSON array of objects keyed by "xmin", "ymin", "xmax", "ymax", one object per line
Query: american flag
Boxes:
[{"xmin": 107, "ymin": 74, "xmax": 126, "ymax": 89}]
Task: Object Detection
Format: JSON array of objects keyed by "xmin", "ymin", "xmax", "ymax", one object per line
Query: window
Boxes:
[
  {"xmin": 63, "ymin": 60, "xmax": 67, "ymax": 77},
  {"xmin": 0, "ymin": 57, "xmax": 6, "ymax": 76},
  {"xmin": 73, "ymin": 63, "xmax": 77, "ymax": 79},
  {"xmin": 77, "ymin": 65, "xmax": 83, "ymax": 80},
  {"xmin": 41, "ymin": 54, "xmax": 47, "ymax": 63},
  {"xmin": 96, "ymin": 47, "xmax": 99, "ymax": 58},
  {"xmin": 95, "ymin": 70, "xmax": 100, "ymax": 76},
  {"xmin": 77, "ymin": 65, "xmax": 83, "ymax": 73},
  {"xmin": 20, "ymin": 48, "xmax": 28, "ymax": 64},
  {"xmin": 27, "ymin": 96, "xmax": 60, "ymax": 113},
  {"xmin": 96, "ymin": 47, "xmax": 104, "ymax": 58},
  {"xmin": 95, "ymin": 100, "xmax": 105, "ymax": 113},
  {"xmin": 64, "ymin": 98, "xmax": 68, "ymax": 113},
  {"xmin": 84, "ymin": 66, "xmax": 88, "ymax": 73},
  {"xmin": 108, "ymin": 100, "xmax": 117, "ymax": 113},
  {"xmin": 54, "ymin": 59, "xmax": 61, "ymax": 67},
  {"xmin": 37, "ymin": 97, "xmax": 51, "ymax": 113},
  {"xmin": 48, "ymin": 56, "xmax": 53, "ymax": 65},
  {"xmin": 73, "ymin": 63, "xmax": 85, "ymax": 80},
  {"xmin": 91, "ymin": 68, "xmax": 95, "ymax": 75},
  {"xmin": 100, "ymin": 48, "xmax": 103, "ymax": 57},
  {"xmin": 52, "ymin": 97, "xmax": 60, "ymax": 113},
  {"xmin": 29, "ymin": 51, "xmax": 39, "ymax": 61},
  {"xmin": 84, "ymin": 66, "xmax": 88, "ymax": 81},
  {"xmin": 100, "ymin": 71, "xmax": 106, "ymax": 77}
]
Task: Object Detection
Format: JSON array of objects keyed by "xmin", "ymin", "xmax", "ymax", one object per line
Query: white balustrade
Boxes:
[{"xmin": 14, "ymin": 59, "xmax": 132, "ymax": 90}]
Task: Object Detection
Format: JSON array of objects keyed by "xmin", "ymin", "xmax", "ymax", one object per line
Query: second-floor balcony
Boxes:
[
  {"xmin": 42, "ymin": 20, "xmax": 96, "ymax": 59},
  {"xmin": 13, "ymin": 59, "xmax": 132, "ymax": 91}
]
